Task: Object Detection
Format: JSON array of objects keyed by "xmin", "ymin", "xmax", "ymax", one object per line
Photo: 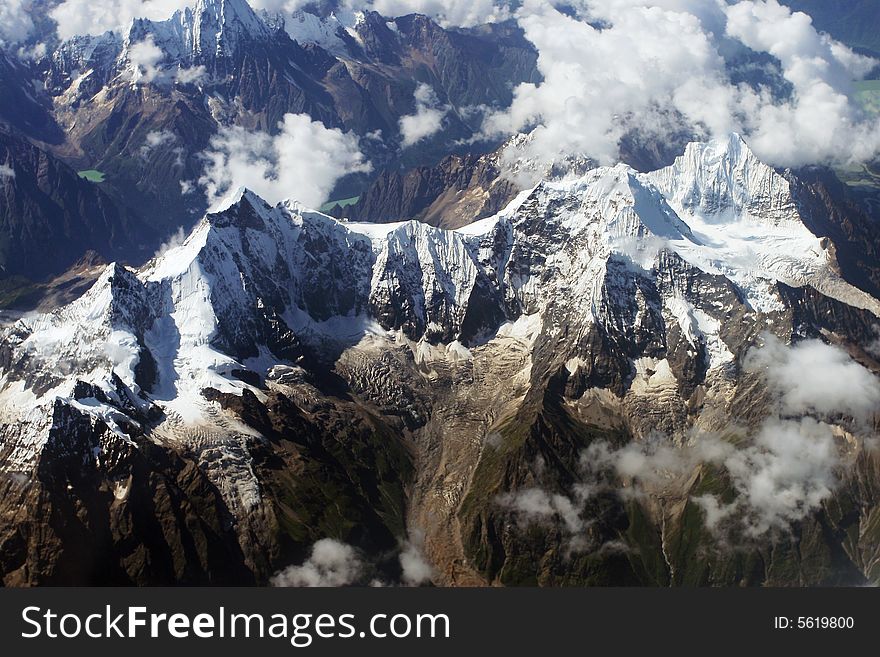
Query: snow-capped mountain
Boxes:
[
  {"xmin": 127, "ymin": 0, "xmax": 272, "ymax": 63},
  {"xmin": 649, "ymin": 133, "xmax": 799, "ymax": 226},
  {"xmin": 2, "ymin": 135, "xmax": 879, "ymax": 586}
]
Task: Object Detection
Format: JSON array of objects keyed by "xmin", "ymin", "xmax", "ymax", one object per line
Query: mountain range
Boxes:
[
  {"xmin": 1, "ymin": 0, "xmax": 539, "ymax": 302},
  {"xmin": 2, "ymin": 133, "xmax": 880, "ymax": 585},
  {"xmin": 1, "ymin": 0, "xmax": 880, "ymax": 587}
]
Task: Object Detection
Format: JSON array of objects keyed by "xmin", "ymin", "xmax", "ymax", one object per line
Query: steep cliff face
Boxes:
[
  {"xmin": 337, "ymin": 130, "xmax": 709, "ymax": 229},
  {"xmin": 0, "ymin": 50, "xmax": 63, "ymax": 144},
  {"xmin": 0, "ymin": 130, "xmax": 152, "ymax": 302},
  {"xmin": 1, "ymin": 136, "xmax": 879, "ymax": 586},
  {"xmin": 786, "ymin": 166, "xmax": 880, "ymax": 302},
  {"xmin": 338, "ymin": 151, "xmax": 518, "ymax": 229}
]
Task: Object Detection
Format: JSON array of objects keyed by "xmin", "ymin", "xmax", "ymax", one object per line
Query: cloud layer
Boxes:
[
  {"xmin": 25, "ymin": 1, "xmax": 880, "ymax": 168},
  {"xmin": 199, "ymin": 113, "xmax": 371, "ymax": 209},
  {"xmin": 744, "ymin": 334, "xmax": 880, "ymax": 420},
  {"xmin": 126, "ymin": 36, "xmax": 165, "ymax": 85},
  {"xmin": 50, "ymin": 0, "xmax": 193, "ymax": 42},
  {"xmin": 721, "ymin": 417, "xmax": 840, "ymax": 535},
  {"xmin": 366, "ymin": 0, "xmax": 510, "ymax": 27},
  {"xmin": 483, "ymin": 0, "xmax": 880, "ymax": 168},
  {"xmin": 700, "ymin": 337, "xmax": 876, "ymax": 536},
  {"xmin": 398, "ymin": 532, "xmax": 434, "ymax": 586},
  {"xmin": 42, "ymin": 0, "xmax": 509, "ymax": 42}
]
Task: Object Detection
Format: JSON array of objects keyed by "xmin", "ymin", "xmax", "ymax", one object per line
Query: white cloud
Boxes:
[
  {"xmin": 259, "ymin": 0, "xmax": 513, "ymax": 29},
  {"xmin": 745, "ymin": 335, "xmax": 880, "ymax": 421},
  {"xmin": 152, "ymin": 226, "xmax": 187, "ymax": 260},
  {"xmin": 126, "ymin": 35, "xmax": 165, "ymax": 85},
  {"xmin": 483, "ymin": 0, "xmax": 738, "ymax": 166},
  {"xmin": 50, "ymin": 0, "xmax": 193, "ymax": 41},
  {"xmin": 691, "ymin": 337, "xmax": 878, "ymax": 537},
  {"xmin": 579, "ymin": 425, "xmax": 842, "ymax": 538},
  {"xmin": 498, "ymin": 487, "xmax": 585, "ymax": 534},
  {"xmin": 722, "ymin": 417, "xmax": 840, "ymax": 536},
  {"xmin": 48, "ymin": 0, "xmax": 880, "ymax": 173},
  {"xmin": 17, "ymin": 41, "xmax": 47, "ymax": 61},
  {"xmin": 0, "ymin": 0, "xmax": 35, "ymax": 46},
  {"xmin": 270, "ymin": 538, "xmax": 362, "ymax": 587},
  {"xmin": 47, "ymin": 0, "xmax": 510, "ymax": 43},
  {"xmin": 140, "ymin": 130, "xmax": 178, "ymax": 158},
  {"xmin": 250, "ymin": 0, "xmax": 306, "ymax": 10},
  {"xmin": 692, "ymin": 494, "xmax": 734, "ymax": 533},
  {"xmin": 399, "ymin": 84, "xmax": 449, "ymax": 147},
  {"xmin": 366, "ymin": 0, "xmax": 511, "ymax": 28},
  {"xmin": 0, "ymin": 164, "xmax": 15, "ymax": 180},
  {"xmin": 483, "ymin": 0, "xmax": 880, "ymax": 169},
  {"xmin": 200, "ymin": 113, "xmax": 371, "ymax": 209},
  {"xmin": 582, "ymin": 434, "xmax": 733, "ymax": 491},
  {"xmin": 724, "ymin": 0, "xmax": 880, "ymax": 166},
  {"xmin": 496, "ymin": 337, "xmax": 878, "ymax": 544},
  {"xmin": 398, "ymin": 532, "xmax": 433, "ymax": 586}
]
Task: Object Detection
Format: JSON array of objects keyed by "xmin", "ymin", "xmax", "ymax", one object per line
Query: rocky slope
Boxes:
[
  {"xmin": 337, "ymin": 148, "xmax": 518, "ymax": 229},
  {"xmin": 0, "ymin": 2, "xmax": 543, "ymax": 298},
  {"xmin": 0, "ymin": 49, "xmax": 63, "ymax": 145},
  {"xmin": 336, "ymin": 127, "xmax": 699, "ymax": 229},
  {"xmin": 1, "ymin": 134, "xmax": 879, "ymax": 586},
  {"xmin": 337, "ymin": 133, "xmax": 595, "ymax": 229},
  {"xmin": 0, "ymin": 129, "xmax": 153, "ymax": 306},
  {"xmin": 23, "ymin": 1, "xmax": 537, "ymax": 236}
]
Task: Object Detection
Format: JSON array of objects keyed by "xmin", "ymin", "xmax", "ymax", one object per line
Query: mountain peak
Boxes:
[
  {"xmin": 185, "ymin": 0, "xmax": 271, "ymax": 56},
  {"xmin": 283, "ymin": 10, "xmax": 349, "ymax": 53},
  {"xmin": 206, "ymin": 187, "xmax": 276, "ymax": 229},
  {"xmin": 648, "ymin": 133, "xmax": 799, "ymax": 226},
  {"xmin": 123, "ymin": 0, "xmax": 272, "ymax": 62},
  {"xmin": 679, "ymin": 132, "xmax": 755, "ymax": 170}
]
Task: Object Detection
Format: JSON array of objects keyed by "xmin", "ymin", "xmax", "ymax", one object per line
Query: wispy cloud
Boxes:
[
  {"xmin": 744, "ymin": 333, "xmax": 880, "ymax": 421},
  {"xmin": 399, "ymin": 531, "xmax": 434, "ymax": 586},
  {"xmin": 497, "ymin": 336, "xmax": 878, "ymax": 544},
  {"xmin": 50, "ymin": 0, "xmax": 193, "ymax": 41},
  {"xmin": 126, "ymin": 35, "xmax": 165, "ymax": 85}
]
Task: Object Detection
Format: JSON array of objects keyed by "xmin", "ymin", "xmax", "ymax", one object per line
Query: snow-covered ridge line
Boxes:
[{"xmin": 1, "ymin": 133, "xmax": 878, "ymax": 470}]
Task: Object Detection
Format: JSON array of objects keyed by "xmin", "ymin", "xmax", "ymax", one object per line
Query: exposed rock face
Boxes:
[
  {"xmin": 787, "ymin": 166, "xmax": 880, "ymax": 302},
  {"xmin": 0, "ymin": 50, "xmax": 63, "ymax": 144},
  {"xmin": 339, "ymin": 151, "xmax": 519, "ymax": 229},
  {"xmin": 0, "ymin": 5, "xmax": 545, "ymax": 310},
  {"xmin": 1, "ymin": 135, "xmax": 879, "ymax": 586},
  {"xmin": 0, "ymin": 377, "xmax": 411, "ymax": 585},
  {"xmin": 337, "ymin": 130, "xmax": 696, "ymax": 228},
  {"xmin": 0, "ymin": 130, "xmax": 152, "ymax": 298}
]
